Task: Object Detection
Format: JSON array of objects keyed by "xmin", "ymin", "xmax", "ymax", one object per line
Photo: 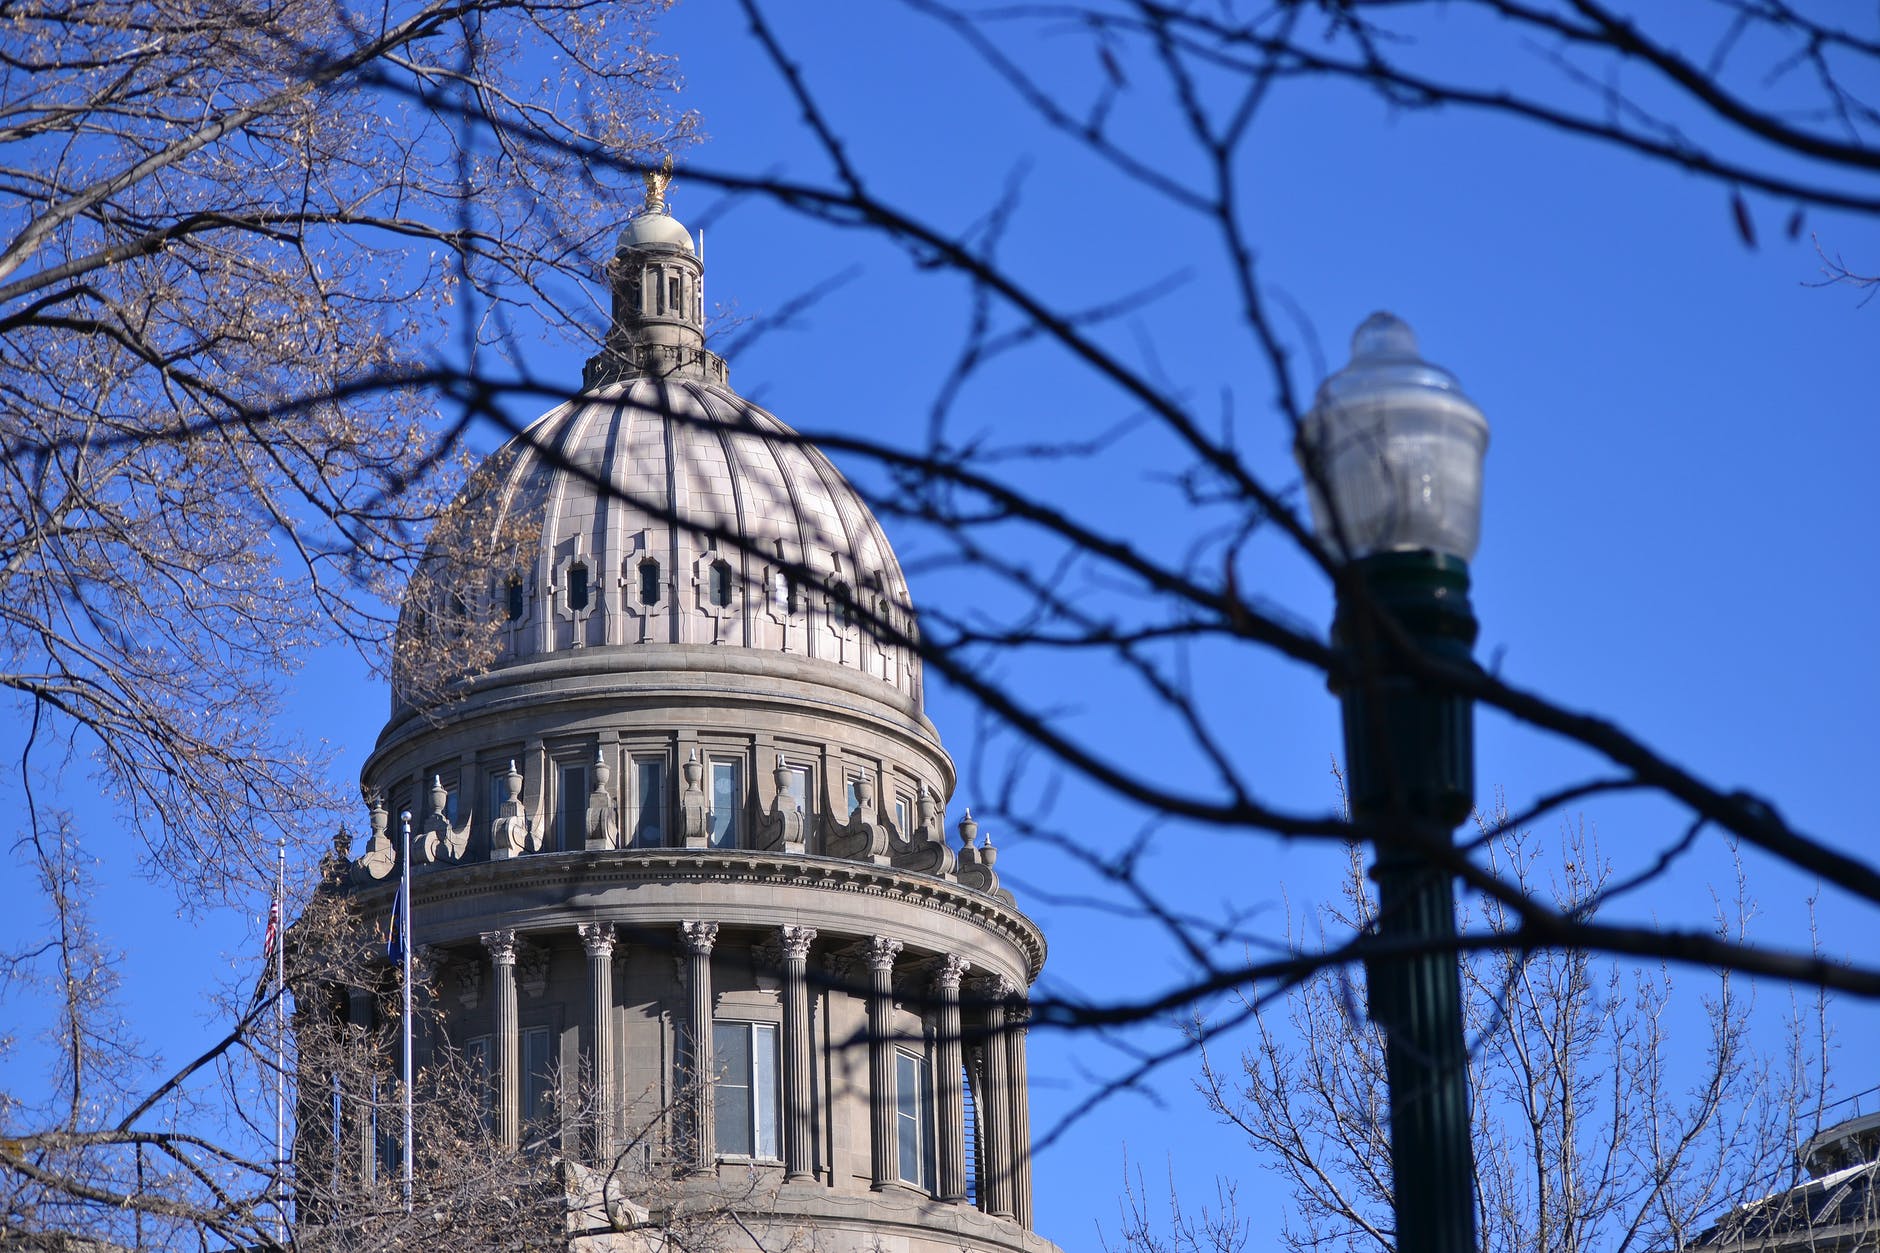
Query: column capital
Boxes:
[
  {"xmin": 779, "ymin": 925, "xmax": 817, "ymax": 963},
  {"xmin": 482, "ymin": 928, "xmax": 518, "ymax": 965},
  {"xmin": 969, "ymin": 971, "xmax": 1020, "ymax": 1005},
  {"xmin": 578, "ymin": 921, "xmax": 617, "ymax": 959},
  {"xmin": 679, "ymin": 919, "xmax": 718, "ymax": 955},
  {"xmin": 863, "ymin": 935, "xmax": 902, "ymax": 974},
  {"xmin": 933, "ymin": 953, "xmax": 971, "ymax": 994}
]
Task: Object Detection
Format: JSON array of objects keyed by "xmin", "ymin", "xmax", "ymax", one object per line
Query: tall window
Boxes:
[
  {"xmin": 522, "ymin": 1025, "xmax": 556, "ymax": 1139},
  {"xmin": 505, "ymin": 576, "xmax": 525, "ymax": 621},
  {"xmin": 567, "ymin": 561, "xmax": 590, "ymax": 612},
  {"xmin": 896, "ymin": 1048, "xmax": 932, "ymax": 1188},
  {"xmin": 781, "ymin": 763, "xmax": 812, "ymax": 826},
  {"xmin": 712, "ymin": 1021, "xmax": 779, "ymax": 1159},
  {"xmin": 709, "ymin": 559, "xmax": 733, "ymax": 608},
  {"xmin": 708, "ymin": 759, "xmax": 740, "ymax": 848},
  {"xmin": 557, "ymin": 763, "xmax": 589, "ymax": 851},
  {"xmin": 962, "ymin": 1062, "xmax": 979, "ymax": 1205},
  {"xmin": 632, "ymin": 758, "xmax": 665, "ymax": 848},
  {"xmin": 487, "ymin": 769, "xmax": 511, "ymax": 833},
  {"xmin": 465, "ymin": 1035, "xmax": 493, "ymax": 1128},
  {"xmin": 638, "ymin": 558, "xmax": 662, "ymax": 606}
]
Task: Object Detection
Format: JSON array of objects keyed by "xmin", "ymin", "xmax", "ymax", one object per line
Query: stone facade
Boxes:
[{"xmin": 317, "ymin": 169, "xmax": 1060, "ymax": 1253}]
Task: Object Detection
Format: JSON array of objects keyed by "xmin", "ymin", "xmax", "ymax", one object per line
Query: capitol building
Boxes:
[{"xmin": 320, "ymin": 169, "xmax": 1063, "ymax": 1252}]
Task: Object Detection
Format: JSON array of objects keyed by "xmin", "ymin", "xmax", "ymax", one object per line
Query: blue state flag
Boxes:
[{"xmin": 385, "ymin": 875, "xmax": 408, "ymax": 966}]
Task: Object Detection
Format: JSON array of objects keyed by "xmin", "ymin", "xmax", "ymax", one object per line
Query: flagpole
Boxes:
[
  {"xmin": 274, "ymin": 838, "xmax": 287, "ymax": 1244},
  {"xmin": 399, "ymin": 811, "xmax": 414, "ymax": 1213}
]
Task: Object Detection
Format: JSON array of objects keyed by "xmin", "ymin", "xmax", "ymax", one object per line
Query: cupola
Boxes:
[{"xmin": 584, "ymin": 158, "xmax": 725, "ymax": 388}]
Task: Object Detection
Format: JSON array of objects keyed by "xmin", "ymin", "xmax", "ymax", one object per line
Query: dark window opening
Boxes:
[
  {"xmin": 568, "ymin": 562, "xmax": 590, "ymax": 612},
  {"xmin": 638, "ymin": 559, "xmax": 661, "ymax": 606},
  {"xmin": 830, "ymin": 581, "xmax": 852, "ymax": 629},
  {"xmin": 668, "ymin": 275, "xmax": 682, "ymax": 312},
  {"xmin": 710, "ymin": 560, "xmax": 733, "ymax": 608},
  {"xmin": 633, "ymin": 759, "xmax": 665, "ymax": 847},
  {"xmin": 557, "ymin": 763, "xmax": 590, "ymax": 852},
  {"xmin": 506, "ymin": 577, "xmax": 525, "ymax": 621}
]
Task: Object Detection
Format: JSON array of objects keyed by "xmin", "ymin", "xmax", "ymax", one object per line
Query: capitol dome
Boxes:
[
  {"xmin": 327, "ymin": 167, "xmax": 1058, "ymax": 1253},
  {"xmin": 394, "ymin": 374, "xmax": 920, "ymax": 711}
]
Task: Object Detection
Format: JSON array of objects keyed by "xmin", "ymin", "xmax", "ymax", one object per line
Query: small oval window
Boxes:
[
  {"xmin": 638, "ymin": 559, "xmax": 661, "ymax": 606},
  {"xmin": 710, "ymin": 560, "xmax": 733, "ymax": 608},
  {"xmin": 568, "ymin": 562, "xmax": 590, "ymax": 612},
  {"xmin": 506, "ymin": 577, "xmax": 525, "ymax": 621}
]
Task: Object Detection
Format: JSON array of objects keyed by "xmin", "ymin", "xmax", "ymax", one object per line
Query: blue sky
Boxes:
[{"xmin": 5, "ymin": 2, "xmax": 1876, "ymax": 1247}]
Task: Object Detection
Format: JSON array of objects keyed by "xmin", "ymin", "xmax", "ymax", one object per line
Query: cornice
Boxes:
[{"xmin": 343, "ymin": 847, "xmax": 1047, "ymax": 980}]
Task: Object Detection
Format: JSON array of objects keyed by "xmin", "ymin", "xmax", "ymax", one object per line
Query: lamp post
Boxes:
[{"xmin": 1297, "ymin": 312, "xmax": 1488, "ymax": 1253}]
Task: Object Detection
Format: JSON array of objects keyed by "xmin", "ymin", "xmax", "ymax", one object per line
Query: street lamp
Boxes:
[{"xmin": 1297, "ymin": 311, "xmax": 1488, "ymax": 1253}]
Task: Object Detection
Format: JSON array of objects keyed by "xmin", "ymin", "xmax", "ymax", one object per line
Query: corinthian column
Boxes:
[
  {"xmin": 679, "ymin": 921, "xmax": 719, "ymax": 1171},
  {"xmin": 864, "ymin": 936, "xmax": 902, "ymax": 1190},
  {"xmin": 933, "ymin": 955, "xmax": 971, "ymax": 1204},
  {"xmin": 779, "ymin": 926, "xmax": 818, "ymax": 1182},
  {"xmin": 1008, "ymin": 994, "xmax": 1034, "ymax": 1228},
  {"xmin": 481, "ymin": 929, "xmax": 520, "ymax": 1151},
  {"xmin": 975, "ymin": 975, "xmax": 1015, "ymax": 1219},
  {"xmin": 578, "ymin": 922, "xmax": 617, "ymax": 1159}
]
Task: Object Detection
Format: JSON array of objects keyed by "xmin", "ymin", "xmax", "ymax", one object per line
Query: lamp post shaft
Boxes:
[{"xmin": 1335, "ymin": 550, "xmax": 1479, "ymax": 1253}]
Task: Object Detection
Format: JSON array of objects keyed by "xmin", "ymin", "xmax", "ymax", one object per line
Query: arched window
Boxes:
[
  {"xmin": 568, "ymin": 562, "xmax": 590, "ymax": 612},
  {"xmin": 638, "ymin": 558, "xmax": 662, "ymax": 606},
  {"xmin": 710, "ymin": 560, "xmax": 734, "ymax": 608}
]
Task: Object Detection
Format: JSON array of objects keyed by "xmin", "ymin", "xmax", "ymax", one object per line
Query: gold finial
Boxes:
[{"xmin": 643, "ymin": 154, "xmax": 674, "ymax": 215}]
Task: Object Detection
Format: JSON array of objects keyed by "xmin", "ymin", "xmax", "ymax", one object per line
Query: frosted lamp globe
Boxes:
[{"xmin": 1296, "ymin": 312, "xmax": 1489, "ymax": 562}]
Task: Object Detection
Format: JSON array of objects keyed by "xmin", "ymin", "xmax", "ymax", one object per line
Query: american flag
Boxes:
[{"xmin": 249, "ymin": 898, "xmax": 282, "ymax": 1011}]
